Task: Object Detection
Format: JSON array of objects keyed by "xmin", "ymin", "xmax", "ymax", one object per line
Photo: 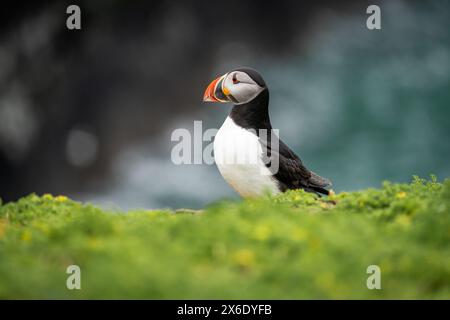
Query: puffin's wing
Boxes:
[{"xmin": 262, "ymin": 138, "xmax": 332, "ymax": 195}]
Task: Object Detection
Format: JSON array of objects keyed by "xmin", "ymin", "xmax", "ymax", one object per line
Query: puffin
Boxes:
[{"xmin": 203, "ymin": 67, "xmax": 332, "ymax": 197}]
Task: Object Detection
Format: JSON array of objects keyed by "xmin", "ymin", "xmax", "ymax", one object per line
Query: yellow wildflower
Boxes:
[
  {"xmin": 396, "ymin": 191, "xmax": 407, "ymax": 199},
  {"xmin": 253, "ymin": 225, "xmax": 271, "ymax": 241},
  {"xmin": 395, "ymin": 214, "xmax": 411, "ymax": 227},
  {"xmin": 21, "ymin": 230, "xmax": 32, "ymax": 242},
  {"xmin": 232, "ymin": 249, "xmax": 255, "ymax": 268},
  {"xmin": 55, "ymin": 195, "xmax": 68, "ymax": 202}
]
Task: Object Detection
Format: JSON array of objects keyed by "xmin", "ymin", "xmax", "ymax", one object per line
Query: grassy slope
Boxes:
[{"xmin": 0, "ymin": 176, "xmax": 449, "ymax": 299}]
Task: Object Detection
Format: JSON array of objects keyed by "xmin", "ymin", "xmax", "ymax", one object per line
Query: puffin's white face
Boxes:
[{"xmin": 203, "ymin": 69, "xmax": 266, "ymax": 105}]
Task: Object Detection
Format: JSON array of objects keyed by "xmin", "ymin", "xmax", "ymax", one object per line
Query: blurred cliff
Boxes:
[{"xmin": 0, "ymin": 0, "xmax": 449, "ymax": 209}]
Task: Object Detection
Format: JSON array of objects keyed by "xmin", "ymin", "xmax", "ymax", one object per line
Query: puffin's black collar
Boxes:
[{"xmin": 229, "ymin": 89, "xmax": 271, "ymax": 132}]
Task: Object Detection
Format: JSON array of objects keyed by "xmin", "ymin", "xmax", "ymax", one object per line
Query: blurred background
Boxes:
[{"xmin": 0, "ymin": 0, "xmax": 449, "ymax": 209}]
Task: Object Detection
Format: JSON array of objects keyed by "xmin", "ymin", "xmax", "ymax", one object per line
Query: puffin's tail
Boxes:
[{"xmin": 309, "ymin": 171, "xmax": 332, "ymax": 196}]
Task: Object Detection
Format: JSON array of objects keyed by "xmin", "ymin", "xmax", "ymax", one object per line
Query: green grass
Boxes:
[{"xmin": 0, "ymin": 176, "xmax": 449, "ymax": 299}]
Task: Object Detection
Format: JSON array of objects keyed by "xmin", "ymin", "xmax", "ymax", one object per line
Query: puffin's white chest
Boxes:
[{"xmin": 213, "ymin": 117, "xmax": 280, "ymax": 197}]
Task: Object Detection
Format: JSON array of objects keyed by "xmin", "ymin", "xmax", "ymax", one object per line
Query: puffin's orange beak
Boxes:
[{"xmin": 203, "ymin": 74, "xmax": 227, "ymax": 102}]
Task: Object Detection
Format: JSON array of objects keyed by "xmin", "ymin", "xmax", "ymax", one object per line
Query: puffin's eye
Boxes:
[{"xmin": 232, "ymin": 74, "xmax": 239, "ymax": 84}]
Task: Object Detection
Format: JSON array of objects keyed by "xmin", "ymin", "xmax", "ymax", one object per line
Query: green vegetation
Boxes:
[{"xmin": 0, "ymin": 176, "xmax": 449, "ymax": 299}]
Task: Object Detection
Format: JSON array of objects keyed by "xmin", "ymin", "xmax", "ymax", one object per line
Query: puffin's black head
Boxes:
[{"xmin": 203, "ymin": 67, "xmax": 267, "ymax": 105}]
